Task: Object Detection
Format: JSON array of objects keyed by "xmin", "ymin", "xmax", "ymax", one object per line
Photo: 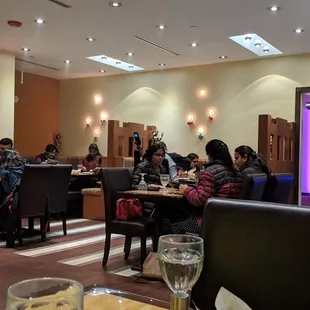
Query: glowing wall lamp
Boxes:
[
  {"xmin": 207, "ymin": 107, "xmax": 216, "ymax": 120},
  {"xmin": 94, "ymin": 128, "xmax": 101, "ymax": 141},
  {"xmin": 100, "ymin": 111, "xmax": 108, "ymax": 123},
  {"xmin": 94, "ymin": 94, "xmax": 102, "ymax": 104},
  {"xmin": 187, "ymin": 114, "xmax": 196, "ymax": 125},
  {"xmin": 86, "ymin": 117, "xmax": 92, "ymax": 127},
  {"xmin": 197, "ymin": 126, "xmax": 206, "ymax": 140},
  {"xmin": 197, "ymin": 88, "xmax": 207, "ymax": 98}
]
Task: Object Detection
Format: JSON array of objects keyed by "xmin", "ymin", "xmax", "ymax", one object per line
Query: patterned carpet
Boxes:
[{"xmin": 7, "ymin": 219, "xmax": 151, "ymax": 277}]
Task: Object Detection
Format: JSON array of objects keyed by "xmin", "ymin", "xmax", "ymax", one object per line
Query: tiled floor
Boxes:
[{"xmin": 0, "ymin": 219, "xmax": 169, "ymax": 309}]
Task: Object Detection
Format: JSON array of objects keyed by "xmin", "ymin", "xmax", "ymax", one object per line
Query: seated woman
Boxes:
[
  {"xmin": 0, "ymin": 150, "xmax": 26, "ymax": 203},
  {"xmin": 35, "ymin": 144, "xmax": 58, "ymax": 164},
  {"xmin": 186, "ymin": 153, "xmax": 200, "ymax": 174},
  {"xmin": 177, "ymin": 139, "xmax": 243, "ymax": 234},
  {"xmin": 234, "ymin": 145, "xmax": 270, "ymax": 178},
  {"xmin": 132, "ymin": 143, "xmax": 168, "ymax": 187},
  {"xmin": 79, "ymin": 144, "xmax": 102, "ymax": 172}
]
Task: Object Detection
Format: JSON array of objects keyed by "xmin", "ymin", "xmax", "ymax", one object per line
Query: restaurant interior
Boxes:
[{"xmin": 2, "ymin": 0, "xmax": 310, "ymax": 309}]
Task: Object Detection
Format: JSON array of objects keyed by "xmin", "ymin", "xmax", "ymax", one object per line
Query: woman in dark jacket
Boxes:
[
  {"xmin": 132, "ymin": 144, "xmax": 168, "ymax": 187},
  {"xmin": 0, "ymin": 150, "xmax": 25, "ymax": 202},
  {"xmin": 176, "ymin": 140, "xmax": 242, "ymax": 234},
  {"xmin": 234, "ymin": 145, "xmax": 270, "ymax": 178}
]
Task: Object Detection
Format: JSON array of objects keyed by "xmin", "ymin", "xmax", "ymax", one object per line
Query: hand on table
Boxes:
[
  {"xmin": 93, "ymin": 167, "xmax": 101, "ymax": 173},
  {"xmin": 81, "ymin": 166, "xmax": 87, "ymax": 172},
  {"xmin": 179, "ymin": 184, "xmax": 188, "ymax": 194}
]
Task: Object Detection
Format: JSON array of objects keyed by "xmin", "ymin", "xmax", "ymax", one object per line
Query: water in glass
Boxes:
[
  {"xmin": 160, "ymin": 174, "xmax": 170, "ymax": 190},
  {"xmin": 6, "ymin": 278, "xmax": 83, "ymax": 310},
  {"xmin": 158, "ymin": 235, "xmax": 203, "ymax": 298},
  {"xmin": 138, "ymin": 173, "xmax": 148, "ymax": 190}
]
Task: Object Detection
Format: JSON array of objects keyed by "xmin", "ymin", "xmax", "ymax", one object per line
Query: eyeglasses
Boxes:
[{"xmin": 153, "ymin": 153, "xmax": 164, "ymax": 157}]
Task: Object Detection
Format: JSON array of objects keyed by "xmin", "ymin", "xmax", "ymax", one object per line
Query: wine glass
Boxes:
[
  {"xmin": 6, "ymin": 277, "xmax": 84, "ymax": 310},
  {"xmin": 160, "ymin": 174, "xmax": 170, "ymax": 192},
  {"xmin": 138, "ymin": 173, "xmax": 148, "ymax": 190},
  {"xmin": 158, "ymin": 235, "xmax": 204, "ymax": 308}
]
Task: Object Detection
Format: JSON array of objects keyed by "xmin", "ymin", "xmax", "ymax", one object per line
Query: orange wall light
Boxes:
[
  {"xmin": 100, "ymin": 111, "xmax": 108, "ymax": 123},
  {"xmin": 197, "ymin": 125, "xmax": 206, "ymax": 140},
  {"xmin": 86, "ymin": 117, "xmax": 92, "ymax": 127},
  {"xmin": 197, "ymin": 88, "xmax": 207, "ymax": 98},
  {"xmin": 94, "ymin": 94, "xmax": 102, "ymax": 104},
  {"xmin": 207, "ymin": 107, "xmax": 216, "ymax": 120},
  {"xmin": 187, "ymin": 114, "xmax": 196, "ymax": 125},
  {"xmin": 94, "ymin": 128, "xmax": 101, "ymax": 141}
]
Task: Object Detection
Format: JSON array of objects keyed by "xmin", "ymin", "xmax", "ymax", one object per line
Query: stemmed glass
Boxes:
[
  {"xmin": 6, "ymin": 278, "xmax": 84, "ymax": 310},
  {"xmin": 138, "ymin": 173, "xmax": 148, "ymax": 190},
  {"xmin": 158, "ymin": 235, "xmax": 204, "ymax": 310},
  {"xmin": 160, "ymin": 174, "xmax": 170, "ymax": 192}
]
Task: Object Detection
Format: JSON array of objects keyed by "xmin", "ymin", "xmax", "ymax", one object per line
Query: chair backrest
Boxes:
[
  {"xmin": 192, "ymin": 198, "xmax": 310, "ymax": 310},
  {"xmin": 18, "ymin": 164, "xmax": 52, "ymax": 217},
  {"xmin": 101, "ymin": 168, "xmax": 131, "ymax": 224},
  {"xmin": 262, "ymin": 173, "xmax": 294, "ymax": 203},
  {"xmin": 48, "ymin": 164, "xmax": 72, "ymax": 213},
  {"xmin": 239, "ymin": 173, "xmax": 267, "ymax": 200}
]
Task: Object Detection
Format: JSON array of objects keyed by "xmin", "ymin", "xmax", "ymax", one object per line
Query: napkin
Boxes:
[{"xmin": 215, "ymin": 287, "xmax": 251, "ymax": 310}]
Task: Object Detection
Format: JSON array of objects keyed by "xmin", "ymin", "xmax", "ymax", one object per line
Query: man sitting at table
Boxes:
[
  {"xmin": 0, "ymin": 138, "xmax": 13, "ymax": 153},
  {"xmin": 35, "ymin": 144, "xmax": 59, "ymax": 164}
]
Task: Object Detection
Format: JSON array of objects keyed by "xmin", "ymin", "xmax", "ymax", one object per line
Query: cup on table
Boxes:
[{"xmin": 6, "ymin": 278, "xmax": 84, "ymax": 310}]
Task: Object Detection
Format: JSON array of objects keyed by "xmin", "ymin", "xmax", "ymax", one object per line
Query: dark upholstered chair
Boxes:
[
  {"xmin": 48, "ymin": 165, "xmax": 72, "ymax": 235},
  {"xmin": 101, "ymin": 168, "xmax": 155, "ymax": 268},
  {"xmin": 192, "ymin": 198, "xmax": 310, "ymax": 310},
  {"xmin": 10, "ymin": 165, "xmax": 51, "ymax": 247},
  {"xmin": 239, "ymin": 173, "xmax": 267, "ymax": 200},
  {"xmin": 262, "ymin": 173, "xmax": 294, "ymax": 204}
]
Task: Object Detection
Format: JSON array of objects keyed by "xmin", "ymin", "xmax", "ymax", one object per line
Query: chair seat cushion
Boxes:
[
  {"xmin": 81, "ymin": 188, "xmax": 101, "ymax": 196},
  {"xmin": 110, "ymin": 217, "xmax": 155, "ymax": 236}
]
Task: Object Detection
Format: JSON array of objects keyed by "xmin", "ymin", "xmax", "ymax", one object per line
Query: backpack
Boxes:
[{"xmin": 116, "ymin": 198, "xmax": 142, "ymax": 220}]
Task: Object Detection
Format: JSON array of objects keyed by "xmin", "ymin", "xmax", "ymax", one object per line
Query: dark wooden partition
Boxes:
[
  {"xmin": 258, "ymin": 115, "xmax": 295, "ymax": 174},
  {"xmin": 107, "ymin": 120, "xmax": 156, "ymax": 167}
]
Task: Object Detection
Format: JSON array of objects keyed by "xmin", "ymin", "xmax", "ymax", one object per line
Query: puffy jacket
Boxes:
[
  {"xmin": 239, "ymin": 159, "xmax": 266, "ymax": 179},
  {"xmin": 132, "ymin": 160, "xmax": 168, "ymax": 187},
  {"xmin": 0, "ymin": 165, "xmax": 24, "ymax": 195},
  {"xmin": 184, "ymin": 160, "xmax": 242, "ymax": 207}
]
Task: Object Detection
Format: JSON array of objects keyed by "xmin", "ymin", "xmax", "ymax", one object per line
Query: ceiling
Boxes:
[{"xmin": 1, "ymin": 0, "xmax": 310, "ymax": 79}]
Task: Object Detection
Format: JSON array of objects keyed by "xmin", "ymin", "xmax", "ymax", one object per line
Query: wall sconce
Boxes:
[
  {"xmin": 94, "ymin": 94, "xmax": 102, "ymax": 104},
  {"xmin": 197, "ymin": 126, "xmax": 206, "ymax": 140},
  {"xmin": 86, "ymin": 117, "xmax": 92, "ymax": 127},
  {"xmin": 100, "ymin": 112, "xmax": 108, "ymax": 123},
  {"xmin": 197, "ymin": 88, "xmax": 207, "ymax": 98},
  {"xmin": 94, "ymin": 128, "xmax": 101, "ymax": 141},
  {"xmin": 207, "ymin": 107, "xmax": 216, "ymax": 120},
  {"xmin": 187, "ymin": 114, "xmax": 196, "ymax": 125}
]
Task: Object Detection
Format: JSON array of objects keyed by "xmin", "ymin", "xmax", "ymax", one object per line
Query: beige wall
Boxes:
[
  {"xmin": 0, "ymin": 53, "xmax": 15, "ymax": 139},
  {"xmin": 59, "ymin": 54, "xmax": 310, "ymax": 157}
]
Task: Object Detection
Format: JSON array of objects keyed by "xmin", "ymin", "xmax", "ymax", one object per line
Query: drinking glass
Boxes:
[
  {"xmin": 160, "ymin": 174, "xmax": 170, "ymax": 192},
  {"xmin": 138, "ymin": 173, "xmax": 148, "ymax": 190},
  {"xmin": 158, "ymin": 235, "xmax": 204, "ymax": 310},
  {"xmin": 6, "ymin": 278, "xmax": 84, "ymax": 310}
]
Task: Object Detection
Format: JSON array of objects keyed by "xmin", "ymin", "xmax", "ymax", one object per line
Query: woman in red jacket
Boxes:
[{"xmin": 175, "ymin": 139, "xmax": 242, "ymax": 234}]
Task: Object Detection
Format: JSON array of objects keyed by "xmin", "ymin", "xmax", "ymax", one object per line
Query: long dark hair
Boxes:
[
  {"xmin": 187, "ymin": 153, "xmax": 200, "ymax": 172},
  {"xmin": 143, "ymin": 143, "xmax": 166, "ymax": 161},
  {"xmin": 0, "ymin": 150, "xmax": 26, "ymax": 168},
  {"xmin": 235, "ymin": 145, "xmax": 270, "ymax": 175},
  {"xmin": 205, "ymin": 139, "xmax": 234, "ymax": 167},
  {"xmin": 86, "ymin": 143, "xmax": 101, "ymax": 161}
]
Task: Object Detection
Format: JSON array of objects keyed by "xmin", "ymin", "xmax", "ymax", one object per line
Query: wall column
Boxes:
[{"xmin": 0, "ymin": 53, "xmax": 15, "ymax": 139}]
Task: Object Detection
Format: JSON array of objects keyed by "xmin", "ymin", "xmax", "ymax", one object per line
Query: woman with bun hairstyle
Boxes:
[
  {"xmin": 131, "ymin": 143, "xmax": 168, "ymax": 187},
  {"xmin": 234, "ymin": 145, "xmax": 270, "ymax": 178}
]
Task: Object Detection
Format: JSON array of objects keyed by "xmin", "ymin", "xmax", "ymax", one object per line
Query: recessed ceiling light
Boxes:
[
  {"xmin": 99, "ymin": 70, "xmax": 105, "ymax": 73},
  {"xmin": 116, "ymin": 61, "xmax": 121, "ymax": 65},
  {"xmin": 254, "ymin": 40, "xmax": 261, "ymax": 47},
  {"xmin": 109, "ymin": 2, "xmax": 122, "ymax": 7},
  {"xmin": 22, "ymin": 47, "xmax": 30, "ymax": 51},
  {"xmin": 129, "ymin": 65, "xmax": 134, "ymax": 69},
  {"xmin": 64, "ymin": 60, "xmax": 71, "ymax": 64},
  {"xmin": 101, "ymin": 56, "xmax": 107, "ymax": 59},
  {"xmin": 294, "ymin": 28, "xmax": 304, "ymax": 34},
  {"xmin": 244, "ymin": 34, "xmax": 252, "ymax": 41},
  {"xmin": 268, "ymin": 6, "xmax": 281, "ymax": 12},
  {"xmin": 126, "ymin": 52, "xmax": 134, "ymax": 56},
  {"xmin": 86, "ymin": 37, "xmax": 95, "ymax": 42},
  {"xmin": 35, "ymin": 18, "xmax": 45, "ymax": 24},
  {"xmin": 190, "ymin": 25, "xmax": 198, "ymax": 29},
  {"xmin": 263, "ymin": 46, "xmax": 270, "ymax": 53},
  {"xmin": 157, "ymin": 24, "xmax": 167, "ymax": 30},
  {"xmin": 219, "ymin": 56, "xmax": 227, "ymax": 59},
  {"xmin": 159, "ymin": 63, "xmax": 166, "ymax": 66},
  {"xmin": 190, "ymin": 43, "xmax": 198, "ymax": 47}
]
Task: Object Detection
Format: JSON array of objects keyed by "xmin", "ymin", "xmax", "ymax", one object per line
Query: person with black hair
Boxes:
[
  {"xmin": 186, "ymin": 153, "xmax": 200, "ymax": 174},
  {"xmin": 0, "ymin": 138, "xmax": 13, "ymax": 153},
  {"xmin": 35, "ymin": 144, "xmax": 58, "ymax": 164},
  {"xmin": 234, "ymin": 145, "xmax": 270, "ymax": 178},
  {"xmin": 132, "ymin": 143, "xmax": 168, "ymax": 187},
  {"xmin": 79, "ymin": 143, "xmax": 102, "ymax": 172}
]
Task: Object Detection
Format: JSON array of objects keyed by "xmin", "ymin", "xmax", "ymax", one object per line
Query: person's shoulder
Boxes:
[{"xmin": 135, "ymin": 160, "xmax": 149, "ymax": 169}]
